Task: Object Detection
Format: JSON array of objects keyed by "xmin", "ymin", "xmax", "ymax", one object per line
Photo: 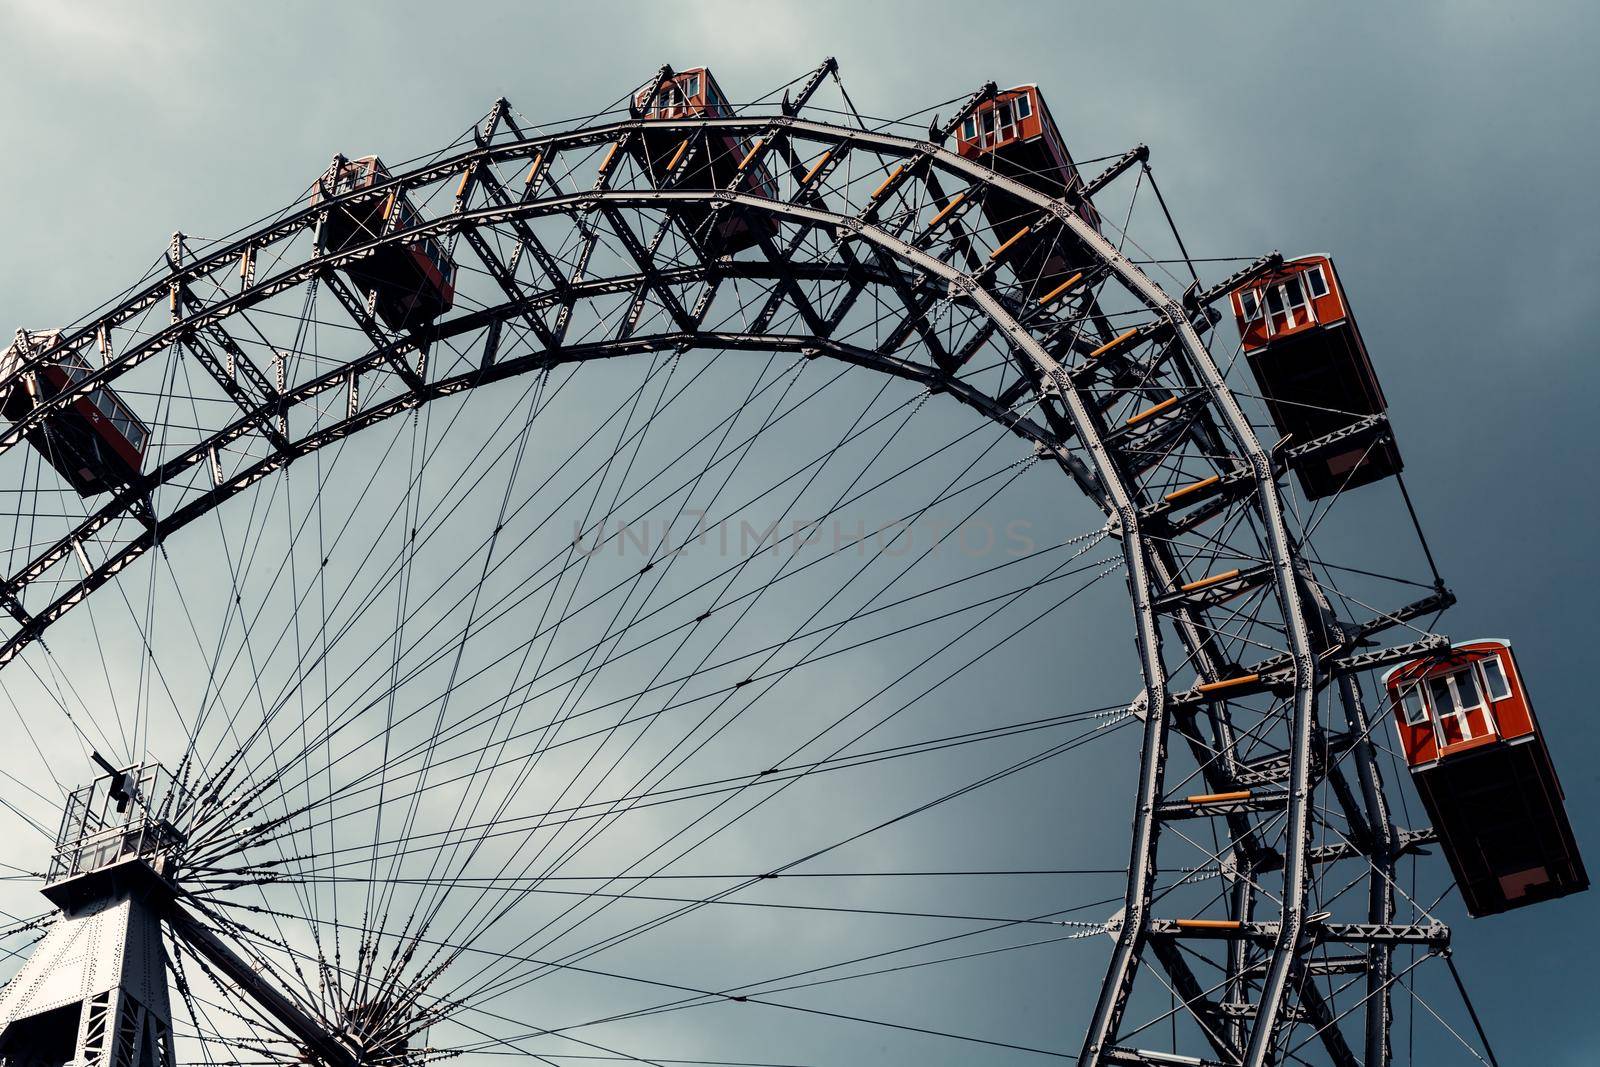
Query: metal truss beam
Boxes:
[{"xmin": 1145, "ymin": 920, "xmax": 1448, "ymax": 947}]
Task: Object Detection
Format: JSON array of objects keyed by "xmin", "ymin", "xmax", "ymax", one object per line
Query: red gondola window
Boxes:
[
  {"xmin": 333, "ymin": 160, "xmax": 375, "ymax": 197},
  {"xmin": 1303, "ymin": 265, "xmax": 1329, "ymax": 299},
  {"xmin": 995, "ymin": 101, "xmax": 1016, "ymax": 144},
  {"xmin": 1284, "ymin": 277, "xmax": 1309, "ymax": 326},
  {"xmin": 1238, "ymin": 288, "xmax": 1262, "ymax": 324},
  {"xmin": 52, "ymin": 349, "xmax": 143, "ymax": 450},
  {"xmin": 647, "ymin": 73, "xmax": 710, "ymax": 119},
  {"xmin": 703, "ymin": 80, "xmax": 732, "ymax": 117},
  {"xmin": 653, "ymin": 85, "xmax": 682, "ymax": 115},
  {"xmin": 962, "ymin": 92, "xmax": 1037, "ymax": 151},
  {"xmin": 1395, "ymin": 658, "xmax": 1517, "ymax": 753},
  {"xmin": 647, "ymin": 72, "xmax": 723, "ymax": 118},
  {"xmin": 418, "ymin": 235, "xmax": 454, "ymax": 285},
  {"xmin": 1264, "ymin": 276, "xmax": 1311, "ymax": 336},
  {"xmin": 1400, "ymin": 684, "xmax": 1429, "ymax": 725},
  {"xmin": 1481, "ymin": 655, "xmax": 1512, "ymax": 701},
  {"xmin": 1239, "ymin": 271, "xmax": 1328, "ymax": 341}
]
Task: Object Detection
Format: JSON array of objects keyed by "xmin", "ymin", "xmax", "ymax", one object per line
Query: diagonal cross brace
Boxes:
[{"xmin": 317, "ymin": 269, "xmax": 425, "ymax": 392}]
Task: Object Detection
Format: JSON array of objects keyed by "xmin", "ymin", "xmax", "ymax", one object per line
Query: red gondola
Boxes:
[
  {"xmin": 630, "ymin": 67, "xmax": 779, "ymax": 255},
  {"xmin": 310, "ymin": 156, "xmax": 456, "ymax": 332},
  {"xmin": 1230, "ymin": 255, "xmax": 1402, "ymax": 498},
  {"xmin": 954, "ymin": 85, "xmax": 1100, "ymax": 292},
  {"xmin": 0, "ymin": 329, "xmax": 150, "ymax": 496},
  {"xmin": 1384, "ymin": 639, "xmax": 1588, "ymax": 916}
]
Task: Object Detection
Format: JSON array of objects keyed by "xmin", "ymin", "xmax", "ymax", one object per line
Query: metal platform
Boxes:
[{"xmin": 0, "ymin": 762, "xmax": 182, "ymax": 1067}]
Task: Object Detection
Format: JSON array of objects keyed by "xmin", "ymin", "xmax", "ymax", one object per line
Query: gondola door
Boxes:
[
  {"xmin": 1427, "ymin": 665, "xmax": 1496, "ymax": 749},
  {"xmin": 993, "ymin": 95, "xmax": 1022, "ymax": 146},
  {"xmin": 1262, "ymin": 273, "xmax": 1313, "ymax": 339}
]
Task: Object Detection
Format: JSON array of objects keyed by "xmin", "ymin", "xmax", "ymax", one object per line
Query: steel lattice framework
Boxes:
[{"xmin": 0, "ymin": 61, "xmax": 1469, "ymax": 1067}]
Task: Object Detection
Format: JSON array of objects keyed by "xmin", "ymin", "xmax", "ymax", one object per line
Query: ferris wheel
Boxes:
[{"xmin": 0, "ymin": 59, "xmax": 1581, "ymax": 1067}]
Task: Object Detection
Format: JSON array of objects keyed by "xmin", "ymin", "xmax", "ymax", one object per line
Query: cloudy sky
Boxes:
[{"xmin": 1, "ymin": 1, "xmax": 1597, "ymax": 1063}]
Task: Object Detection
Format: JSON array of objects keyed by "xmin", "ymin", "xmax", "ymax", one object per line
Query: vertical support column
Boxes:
[
  {"xmin": 1298, "ymin": 559, "xmax": 1404, "ymax": 1067},
  {"xmin": 0, "ymin": 895, "xmax": 173, "ymax": 1067},
  {"xmin": 1346, "ymin": 672, "xmax": 1397, "ymax": 1067}
]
